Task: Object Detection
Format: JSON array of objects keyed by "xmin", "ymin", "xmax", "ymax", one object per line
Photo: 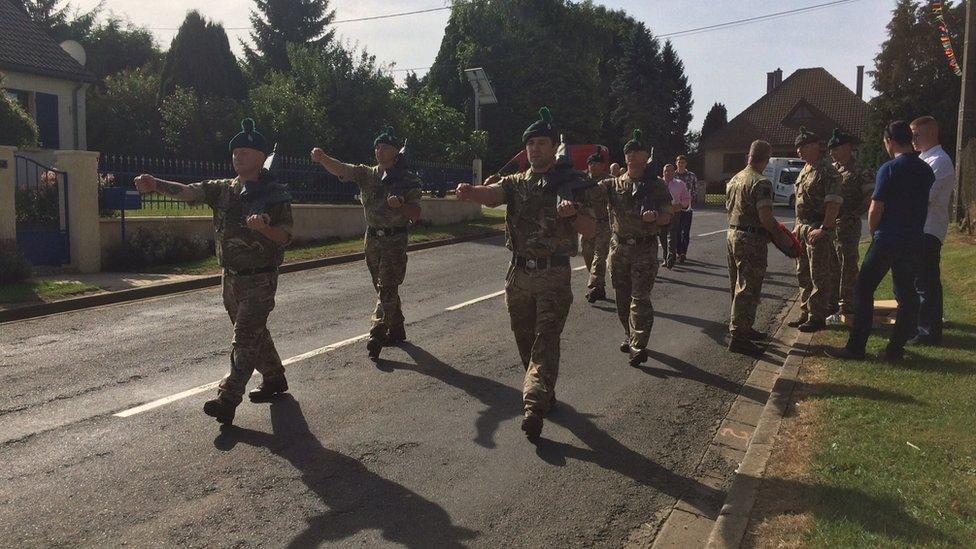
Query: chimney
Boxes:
[
  {"xmin": 766, "ymin": 68, "xmax": 783, "ymax": 94},
  {"xmin": 856, "ymin": 65, "xmax": 864, "ymax": 99}
]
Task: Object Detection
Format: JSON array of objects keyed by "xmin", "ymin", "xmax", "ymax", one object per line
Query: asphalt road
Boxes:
[{"xmin": 0, "ymin": 206, "xmax": 798, "ymax": 548}]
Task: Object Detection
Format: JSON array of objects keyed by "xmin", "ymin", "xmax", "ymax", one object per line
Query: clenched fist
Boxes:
[
  {"xmin": 310, "ymin": 147, "xmax": 327, "ymax": 164},
  {"xmin": 134, "ymin": 174, "xmax": 156, "ymax": 193},
  {"xmin": 642, "ymin": 210, "xmax": 658, "ymax": 224},
  {"xmin": 387, "ymin": 195, "xmax": 404, "ymax": 209},
  {"xmin": 557, "ymin": 200, "xmax": 578, "ymax": 218},
  {"xmin": 456, "ymin": 183, "xmax": 473, "ymax": 201},
  {"xmin": 246, "ymin": 214, "xmax": 271, "ymax": 230}
]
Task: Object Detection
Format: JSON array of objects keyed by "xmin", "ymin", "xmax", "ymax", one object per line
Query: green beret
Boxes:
[
  {"xmin": 794, "ymin": 126, "xmax": 820, "ymax": 147},
  {"xmin": 522, "ymin": 107, "xmax": 559, "ymax": 144},
  {"xmin": 229, "ymin": 118, "xmax": 269, "ymax": 155},
  {"xmin": 374, "ymin": 126, "xmax": 400, "ymax": 148},
  {"xmin": 624, "ymin": 129, "xmax": 648, "ymax": 153},
  {"xmin": 827, "ymin": 128, "xmax": 859, "ymax": 150}
]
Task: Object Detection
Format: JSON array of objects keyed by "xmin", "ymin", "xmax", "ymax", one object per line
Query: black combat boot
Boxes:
[
  {"xmin": 366, "ymin": 336, "xmax": 384, "ymax": 360},
  {"xmin": 746, "ymin": 328, "xmax": 769, "ymax": 341},
  {"xmin": 728, "ymin": 337, "xmax": 764, "ymax": 357},
  {"xmin": 585, "ymin": 287, "xmax": 606, "ymax": 303},
  {"xmin": 521, "ymin": 412, "xmax": 543, "ymax": 441},
  {"xmin": 248, "ymin": 374, "xmax": 288, "ymax": 403},
  {"xmin": 619, "ymin": 341, "xmax": 630, "ymax": 353},
  {"xmin": 824, "ymin": 345, "xmax": 866, "ymax": 361},
  {"xmin": 628, "ymin": 347, "xmax": 648, "ymax": 367},
  {"xmin": 798, "ymin": 318, "xmax": 826, "ymax": 333},
  {"xmin": 787, "ymin": 313, "xmax": 809, "ymax": 328},
  {"xmin": 386, "ymin": 325, "xmax": 407, "ymax": 345},
  {"xmin": 203, "ymin": 397, "xmax": 237, "ymax": 425}
]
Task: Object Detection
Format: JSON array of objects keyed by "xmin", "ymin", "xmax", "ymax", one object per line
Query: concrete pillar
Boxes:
[
  {"xmin": 54, "ymin": 149, "xmax": 101, "ymax": 273},
  {"xmin": 0, "ymin": 146, "xmax": 15, "ymax": 242}
]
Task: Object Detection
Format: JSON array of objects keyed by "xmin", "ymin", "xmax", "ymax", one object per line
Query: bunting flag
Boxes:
[{"xmin": 932, "ymin": 2, "xmax": 963, "ymax": 76}]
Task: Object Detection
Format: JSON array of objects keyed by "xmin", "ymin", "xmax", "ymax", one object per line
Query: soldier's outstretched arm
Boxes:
[
  {"xmin": 455, "ymin": 183, "xmax": 504, "ymax": 206},
  {"xmin": 310, "ymin": 147, "xmax": 354, "ymax": 179},
  {"xmin": 134, "ymin": 174, "xmax": 204, "ymax": 203}
]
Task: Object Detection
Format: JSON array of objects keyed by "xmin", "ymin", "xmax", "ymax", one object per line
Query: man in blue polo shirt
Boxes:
[{"xmin": 827, "ymin": 121, "xmax": 934, "ymax": 361}]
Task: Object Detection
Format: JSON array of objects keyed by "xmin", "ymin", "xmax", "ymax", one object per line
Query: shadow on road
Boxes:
[
  {"xmin": 213, "ymin": 395, "xmax": 477, "ymax": 548},
  {"xmin": 637, "ymin": 348, "xmax": 770, "ymax": 405}
]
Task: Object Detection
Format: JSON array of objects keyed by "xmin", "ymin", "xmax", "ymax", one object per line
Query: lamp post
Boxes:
[{"xmin": 464, "ymin": 68, "xmax": 497, "ymax": 184}]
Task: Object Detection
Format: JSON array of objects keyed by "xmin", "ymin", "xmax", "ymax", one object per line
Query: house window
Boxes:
[
  {"xmin": 722, "ymin": 153, "xmax": 747, "ymax": 174},
  {"xmin": 6, "ymin": 88, "xmax": 30, "ymax": 113}
]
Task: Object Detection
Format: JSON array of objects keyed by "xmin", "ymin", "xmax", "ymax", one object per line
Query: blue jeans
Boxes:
[
  {"xmin": 677, "ymin": 210, "xmax": 693, "ymax": 255},
  {"xmin": 847, "ymin": 237, "xmax": 920, "ymax": 354},
  {"xmin": 914, "ymin": 234, "xmax": 943, "ymax": 341}
]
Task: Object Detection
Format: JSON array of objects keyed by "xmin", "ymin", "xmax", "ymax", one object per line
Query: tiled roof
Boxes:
[
  {"xmin": 701, "ymin": 68, "xmax": 869, "ymax": 150},
  {"xmin": 0, "ymin": 0, "xmax": 95, "ymax": 82}
]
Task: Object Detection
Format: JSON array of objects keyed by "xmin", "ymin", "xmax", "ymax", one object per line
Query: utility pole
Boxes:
[{"xmin": 955, "ymin": 0, "xmax": 976, "ymax": 226}]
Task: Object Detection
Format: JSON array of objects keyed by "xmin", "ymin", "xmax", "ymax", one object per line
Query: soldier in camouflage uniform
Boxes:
[
  {"xmin": 827, "ymin": 129, "xmax": 873, "ymax": 316},
  {"xmin": 725, "ymin": 140, "xmax": 781, "ymax": 356},
  {"xmin": 599, "ymin": 130, "xmax": 673, "ymax": 367},
  {"xmin": 581, "ymin": 147, "xmax": 611, "ymax": 303},
  {"xmin": 789, "ymin": 127, "xmax": 844, "ymax": 332},
  {"xmin": 456, "ymin": 107, "xmax": 597, "ymax": 441},
  {"xmin": 134, "ymin": 119, "xmax": 294, "ymax": 425},
  {"xmin": 311, "ymin": 127, "xmax": 422, "ymax": 360}
]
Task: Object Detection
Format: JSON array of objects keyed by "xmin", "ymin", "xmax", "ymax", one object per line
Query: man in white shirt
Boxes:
[{"xmin": 910, "ymin": 116, "xmax": 956, "ymax": 345}]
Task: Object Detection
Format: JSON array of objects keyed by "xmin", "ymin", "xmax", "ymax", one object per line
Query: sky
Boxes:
[{"xmin": 70, "ymin": 0, "xmax": 897, "ymax": 131}]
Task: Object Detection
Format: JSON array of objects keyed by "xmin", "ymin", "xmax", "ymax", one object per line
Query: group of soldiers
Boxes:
[
  {"xmin": 725, "ymin": 127, "xmax": 872, "ymax": 356},
  {"xmin": 132, "ymin": 108, "xmax": 871, "ymax": 442}
]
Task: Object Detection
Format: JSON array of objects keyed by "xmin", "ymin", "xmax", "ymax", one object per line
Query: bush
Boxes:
[
  {"xmin": 103, "ymin": 228, "xmax": 212, "ymax": 271},
  {"xmin": 0, "ymin": 77, "xmax": 39, "ymax": 147},
  {"xmin": 0, "ymin": 240, "xmax": 33, "ymax": 284}
]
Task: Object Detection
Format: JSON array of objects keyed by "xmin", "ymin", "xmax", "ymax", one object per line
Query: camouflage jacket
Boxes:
[
  {"xmin": 794, "ymin": 157, "xmax": 843, "ymax": 224},
  {"xmin": 726, "ymin": 166, "xmax": 774, "ymax": 231},
  {"xmin": 586, "ymin": 173, "xmax": 610, "ymax": 221},
  {"xmin": 600, "ymin": 172, "xmax": 673, "ymax": 238},
  {"xmin": 344, "ymin": 164, "xmax": 423, "ymax": 228},
  {"xmin": 486, "ymin": 168, "xmax": 594, "ymax": 258},
  {"xmin": 190, "ymin": 170, "xmax": 293, "ymax": 271},
  {"xmin": 834, "ymin": 161, "xmax": 874, "ymax": 218}
]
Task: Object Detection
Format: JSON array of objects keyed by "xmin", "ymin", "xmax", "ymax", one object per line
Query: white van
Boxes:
[{"xmin": 763, "ymin": 157, "xmax": 806, "ymax": 206}]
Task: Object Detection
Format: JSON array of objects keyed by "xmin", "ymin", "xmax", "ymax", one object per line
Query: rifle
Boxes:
[
  {"xmin": 241, "ymin": 143, "xmax": 292, "ymax": 219},
  {"xmin": 381, "ymin": 140, "xmax": 421, "ymax": 200},
  {"xmin": 543, "ymin": 137, "xmax": 595, "ymax": 204}
]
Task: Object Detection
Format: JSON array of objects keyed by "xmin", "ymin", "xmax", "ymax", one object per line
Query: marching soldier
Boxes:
[
  {"xmin": 456, "ymin": 107, "xmax": 596, "ymax": 441},
  {"xmin": 134, "ymin": 118, "xmax": 294, "ymax": 425},
  {"xmin": 789, "ymin": 127, "xmax": 843, "ymax": 333},
  {"xmin": 311, "ymin": 128, "xmax": 422, "ymax": 360},
  {"xmin": 827, "ymin": 128, "xmax": 873, "ymax": 318},
  {"xmin": 582, "ymin": 147, "xmax": 611, "ymax": 303},
  {"xmin": 599, "ymin": 130, "xmax": 673, "ymax": 366},
  {"xmin": 726, "ymin": 141, "xmax": 781, "ymax": 356}
]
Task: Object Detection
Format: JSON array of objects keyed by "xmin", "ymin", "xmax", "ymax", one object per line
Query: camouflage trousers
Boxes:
[
  {"xmin": 365, "ymin": 231, "xmax": 409, "ymax": 338},
  {"xmin": 830, "ymin": 216, "xmax": 862, "ymax": 314},
  {"xmin": 218, "ymin": 270, "xmax": 284, "ymax": 405},
  {"xmin": 581, "ymin": 220, "xmax": 611, "ymax": 290},
  {"xmin": 796, "ymin": 223, "xmax": 835, "ymax": 321},
  {"xmin": 726, "ymin": 230, "xmax": 769, "ymax": 337},
  {"xmin": 505, "ymin": 263, "xmax": 573, "ymax": 417},
  {"xmin": 609, "ymin": 237, "xmax": 660, "ymax": 350}
]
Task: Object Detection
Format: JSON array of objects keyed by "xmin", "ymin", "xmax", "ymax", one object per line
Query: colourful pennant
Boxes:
[{"xmin": 932, "ymin": 1, "xmax": 963, "ymax": 76}]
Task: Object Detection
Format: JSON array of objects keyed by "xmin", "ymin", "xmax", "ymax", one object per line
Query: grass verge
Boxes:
[
  {"xmin": 125, "ymin": 208, "xmax": 506, "ymax": 276},
  {"xmin": 746, "ymin": 230, "xmax": 976, "ymax": 547},
  {"xmin": 0, "ymin": 280, "xmax": 100, "ymax": 306}
]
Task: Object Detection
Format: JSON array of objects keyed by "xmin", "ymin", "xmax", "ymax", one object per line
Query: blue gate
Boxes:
[{"xmin": 14, "ymin": 155, "xmax": 70, "ymax": 266}]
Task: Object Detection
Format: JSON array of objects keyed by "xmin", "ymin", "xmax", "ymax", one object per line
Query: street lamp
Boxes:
[{"xmin": 464, "ymin": 67, "xmax": 497, "ymax": 184}]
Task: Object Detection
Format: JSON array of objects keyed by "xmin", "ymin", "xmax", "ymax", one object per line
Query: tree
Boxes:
[
  {"xmin": 243, "ymin": 0, "xmax": 335, "ymax": 77},
  {"xmin": 864, "ymin": 0, "xmax": 964, "ymax": 168},
  {"xmin": 14, "ymin": 0, "xmax": 100, "ymax": 43},
  {"xmin": 609, "ymin": 23, "xmax": 668, "ymax": 152},
  {"xmin": 159, "ymin": 11, "xmax": 247, "ymax": 102},
  {"xmin": 700, "ymin": 103, "xmax": 728, "ymax": 145},
  {"xmin": 160, "ymin": 86, "xmax": 243, "ymax": 160},
  {"xmin": 0, "ymin": 77, "xmax": 39, "ymax": 147},
  {"xmin": 87, "ymin": 67, "xmax": 163, "ymax": 155},
  {"xmin": 83, "ymin": 17, "xmax": 163, "ymax": 81},
  {"xmin": 659, "ymin": 40, "xmax": 694, "ymax": 161},
  {"xmin": 391, "ymin": 87, "xmax": 467, "ymax": 161},
  {"xmin": 248, "ymin": 70, "xmax": 333, "ymax": 157}
]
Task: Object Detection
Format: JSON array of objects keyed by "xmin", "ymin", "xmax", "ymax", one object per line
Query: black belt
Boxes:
[
  {"xmin": 511, "ymin": 255, "xmax": 570, "ymax": 270},
  {"xmin": 367, "ymin": 226, "xmax": 408, "ymax": 237},
  {"xmin": 729, "ymin": 224, "xmax": 768, "ymax": 235},
  {"xmin": 225, "ymin": 265, "xmax": 277, "ymax": 276},
  {"xmin": 614, "ymin": 233, "xmax": 656, "ymax": 246}
]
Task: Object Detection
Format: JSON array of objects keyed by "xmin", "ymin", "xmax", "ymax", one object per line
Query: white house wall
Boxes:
[{"xmin": 0, "ymin": 69, "xmax": 87, "ymax": 150}]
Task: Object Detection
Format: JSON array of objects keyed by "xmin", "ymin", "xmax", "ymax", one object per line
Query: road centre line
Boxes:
[
  {"xmin": 116, "ymin": 265, "xmax": 590, "ymax": 418},
  {"xmin": 697, "ymin": 229, "xmax": 727, "ymax": 237}
]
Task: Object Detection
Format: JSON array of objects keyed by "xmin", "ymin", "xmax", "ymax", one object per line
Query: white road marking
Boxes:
[
  {"xmin": 697, "ymin": 229, "xmax": 728, "ymax": 237},
  {"xmin": 573, "ymin": 265, "xmax": 588, "ymax": 271},
  {"xmin": 114, "ymin": 333, "xmax": 370, "ymax": 418},
  {"xmin": 445, "ymin": 290, "xmax": 505, "ymax": 311}
]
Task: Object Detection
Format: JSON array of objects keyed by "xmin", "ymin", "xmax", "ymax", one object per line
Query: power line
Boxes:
[{"xmin": 146, "ymin": 5, "xmax": 452, "ymax": 31}]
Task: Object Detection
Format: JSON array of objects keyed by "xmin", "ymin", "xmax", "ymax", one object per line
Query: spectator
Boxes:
[
  {"xmin": 827, "ymin": 121, "xmax": 934, "ymax": 361},
  {"xmin": 661, "ymin": 163, "xmax": 691, "ymax": 269},
  {"xmin": 910, "ymin": 116, "xmax": 956, "ymax": 345},
  {"xmin": 673, "ymin": 155, "xmax": 698, "ymax": 263}
]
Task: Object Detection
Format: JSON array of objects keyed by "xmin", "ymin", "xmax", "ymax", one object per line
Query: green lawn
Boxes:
[
  {"xmin": 0, "ymin": 280, "xmax": 100, "ymax": 305},
  {"xmin": 142, "ymin": 207, "xmax": 507, "ymax": 275},
  {"xmin": 801, "ymin": 232, "xmax": 976, "ymax": 547}
]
